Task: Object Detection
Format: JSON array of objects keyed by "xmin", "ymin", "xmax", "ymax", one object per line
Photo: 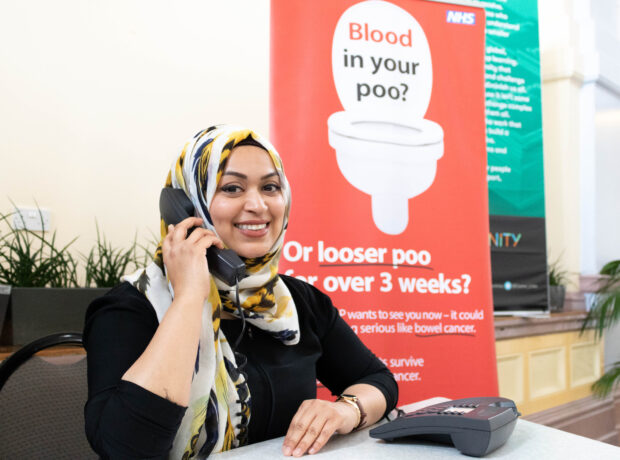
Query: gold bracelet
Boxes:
[{"xmin": 336, "ymin": 394, "xmax": 365, "ymax": 429}]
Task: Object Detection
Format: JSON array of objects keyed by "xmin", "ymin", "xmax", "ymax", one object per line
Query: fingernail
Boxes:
[
  {"xmin": 283, "ymin": 446, "xmax": 292, "ymax": 456},
  {"xmin": 309, "ymin": 447, "xmax": 316, "ymax": 454},
  {"xmin": 293, "ymin": 448, "xmax": 302, "ymax": 456}
]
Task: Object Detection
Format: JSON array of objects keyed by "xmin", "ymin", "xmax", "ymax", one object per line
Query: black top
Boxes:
[{"xmin": 84, "ymin": 275, "xmax": 398, "ymax": 459}]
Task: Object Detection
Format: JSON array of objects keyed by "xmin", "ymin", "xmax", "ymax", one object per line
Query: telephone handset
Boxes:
[
  {"xmin": 369, "ymin": 396, "xmax": 520, "ymax": 457},
  {"xmin": 159, "ymin": 188, "xmax": 247, "ymax": 286}
]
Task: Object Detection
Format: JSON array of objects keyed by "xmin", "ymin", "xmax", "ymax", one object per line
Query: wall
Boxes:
[
  {"xmin": 594, "ymin": 103, "xmax": 620, "ymax": 269},
  {"xmin": 0, "ymin": 0, "xmax": 270, "ymax": 280},
  {"xmin": 1, "ymin": 0, "xmax": 619, "ymax": 283}
]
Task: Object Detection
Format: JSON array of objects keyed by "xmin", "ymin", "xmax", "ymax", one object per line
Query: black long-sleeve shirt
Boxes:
[{"xmin": 84, "ymin": 275, "xmax": 398, "ymax": 459}]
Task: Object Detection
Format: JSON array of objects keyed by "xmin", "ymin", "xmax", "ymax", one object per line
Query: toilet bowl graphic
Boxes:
[
  {"xmin": 328, "ymin": 113, "xmax": 443, "ymax": 235},
  {"xmin": 327, "ymin": 1, "xmax": 443, "ymax": 235}
]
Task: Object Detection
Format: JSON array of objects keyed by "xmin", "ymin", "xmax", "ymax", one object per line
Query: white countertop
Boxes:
[{"xmin": 214, "ymin": 398, "xmax": 620, "ymax": 459}]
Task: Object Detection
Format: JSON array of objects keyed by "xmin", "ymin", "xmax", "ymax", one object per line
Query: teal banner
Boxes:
[{"xmin": 481, "ymin": 0, "xmax": 545, "ymax": 217}]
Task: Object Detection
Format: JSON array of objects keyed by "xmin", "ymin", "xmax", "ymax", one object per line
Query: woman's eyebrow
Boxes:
[
  {"xmin": 222, "ymin": 171, "xmax": 246, "ymax": 179},
  {"xmin": 222, "ymin": 171, "xmax": 279, "ymax": 180}
]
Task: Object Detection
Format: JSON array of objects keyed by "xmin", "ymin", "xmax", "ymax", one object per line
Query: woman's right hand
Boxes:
[
  {"xmin": 123, "ymin": 217, "xmax": 224, "ymax": 406},
  {"xmin": 162, "ymin": 217, "xmax": 224, "ymax": 303}
]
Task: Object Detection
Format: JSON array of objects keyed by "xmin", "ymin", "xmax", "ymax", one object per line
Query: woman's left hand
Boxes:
[{"xmin": 282, "ymin": 399, "xmax": 359, "ymax": 457}]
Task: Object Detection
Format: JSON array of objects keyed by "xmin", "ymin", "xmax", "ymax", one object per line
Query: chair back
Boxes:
[{"xmin": 0, "ymin": 332, "xmax": 97, "ymax": 459}]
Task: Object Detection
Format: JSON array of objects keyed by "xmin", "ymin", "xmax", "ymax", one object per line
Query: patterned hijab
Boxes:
[{"xmin": 123, "ymin": 125, "xmax": 299, "ymax": 458}]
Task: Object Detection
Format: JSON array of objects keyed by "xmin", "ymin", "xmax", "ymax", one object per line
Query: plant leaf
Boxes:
[{"xmin": 591, "ymin": 362, "xmax": 620, "ymax": 398}]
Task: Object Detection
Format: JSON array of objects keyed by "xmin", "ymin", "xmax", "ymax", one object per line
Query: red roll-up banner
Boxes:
[{"xmin": 271, "ymin": 0, "xmax": 497, "ymax": 404}]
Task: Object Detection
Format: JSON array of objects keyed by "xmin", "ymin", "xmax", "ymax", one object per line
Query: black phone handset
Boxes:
[{"xmin": 159, "ymin": 188, "xmax": 249, "ymax": 348}]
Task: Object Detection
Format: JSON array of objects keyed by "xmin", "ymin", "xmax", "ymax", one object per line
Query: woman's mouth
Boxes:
[
  {"xmin": 234, "ymin": 222, "xmax": 270, "ymax": 236},
  {"xmin": 235, "ymin": 223, "xmax": 268, "ymax": 231}
]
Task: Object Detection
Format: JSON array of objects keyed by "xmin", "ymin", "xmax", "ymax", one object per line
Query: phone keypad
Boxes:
[{"xmin": 406, "ymin": 402, "xmax": 480, "ymax": 418}]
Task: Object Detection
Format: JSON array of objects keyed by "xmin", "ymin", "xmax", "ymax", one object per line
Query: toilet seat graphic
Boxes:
[
  {"xmin": 328, "ymin": 112, "xmax": 443, "ymax": 152},
  {"xmin": 328, "ymin": 0, "xmax": 443, "ymax": 235}
]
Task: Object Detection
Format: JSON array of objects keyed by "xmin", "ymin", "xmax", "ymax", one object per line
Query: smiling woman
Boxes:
[
  {"xmin": 210, "ymin": 144, "xmax": 286, "ymax": 259},
  {"xmin": 82, "ymin": 125, "xmax": 398, "ymax": 459}
]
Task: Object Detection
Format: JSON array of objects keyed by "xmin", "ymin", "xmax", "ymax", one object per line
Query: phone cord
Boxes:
[
  {"xmin": 232, "ymin": 280, "xmax": 246, "ymax": 350},
  {"xmin": 231, "ymin": 278, "xmax": 250, "ymax": 445}
]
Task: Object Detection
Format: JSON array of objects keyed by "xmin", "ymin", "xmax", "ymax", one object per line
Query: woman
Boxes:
[{"xmin": 84, "ymin": 125, "xmax": 398, "ymax": 459}]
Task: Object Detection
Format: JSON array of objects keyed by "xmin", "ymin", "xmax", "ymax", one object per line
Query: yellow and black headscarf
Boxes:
[{"xmin": 123, "ymin": 125, "xmax": 299, "ymax": 458}]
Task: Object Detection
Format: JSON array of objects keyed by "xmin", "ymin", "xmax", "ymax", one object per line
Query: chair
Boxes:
[{"xmin": 0, "ymin": 332, "xmax": 97, "ymax": 459}]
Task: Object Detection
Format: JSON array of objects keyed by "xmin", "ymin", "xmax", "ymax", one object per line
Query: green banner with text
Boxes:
[
  {"xmin": 482, "ymin": 0, "xmax": 544, "ymax": 217},
  {"xmin": 461, "ymin": 0, "xmax": 547, "ymax": 311}
]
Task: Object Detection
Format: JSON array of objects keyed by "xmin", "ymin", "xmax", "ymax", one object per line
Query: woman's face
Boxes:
[{"xmin": 210, "ymin": 145, "xmax": 285, "ymax": 259}]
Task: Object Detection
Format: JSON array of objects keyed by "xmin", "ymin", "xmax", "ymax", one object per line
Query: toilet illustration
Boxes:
[{"xmin": 327, "ymin": 0, "xmax": 443, "ymax": 235}]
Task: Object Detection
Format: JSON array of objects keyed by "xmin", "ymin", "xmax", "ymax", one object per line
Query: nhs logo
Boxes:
[{"xmin": 446, "ymin": 10, "xmax": 476, "ymax": 25}]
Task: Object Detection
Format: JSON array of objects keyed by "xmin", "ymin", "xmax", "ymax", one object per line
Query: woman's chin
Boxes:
[
  {"xmin": 234, "ymin": 244, "xmax": 271, "ymax": 260},
  {"xmin": 225, "ymin": 231, "xmax": 280, "ymax": 259}
]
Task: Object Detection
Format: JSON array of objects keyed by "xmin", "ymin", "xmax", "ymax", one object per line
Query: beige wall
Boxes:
[
  {"xmin": 0, "ymin": 0, "xmax": 270, "ymax": 272},
  {"xmin": 539, "ymin": 0, "xmax": 620, "ymax": 280},
  {"xmin": 2, "ymin": 0, "xmax": 619, "ymax": 287}
]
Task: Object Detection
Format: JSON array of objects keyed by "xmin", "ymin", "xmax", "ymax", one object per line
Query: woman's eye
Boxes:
[
  {"xmin": 220, "ymin": 184, "xmax": 242, "ymax": 193},
  {"xmin": 263, "ymin": 183, "xmax": 281, "ymax": 193}
]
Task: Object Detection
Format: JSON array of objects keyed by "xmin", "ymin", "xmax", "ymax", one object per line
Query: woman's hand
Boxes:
[
  {"xmin": 282, "ymin": 399, "xmax": 359, "ymax": 457},
  {"xmin": 162, "ymin": 217, "xmax": 223, "ymax": 303},
  {"xmin": 123, "ymin": 217, "xmax": 224, "ymax": 406}
]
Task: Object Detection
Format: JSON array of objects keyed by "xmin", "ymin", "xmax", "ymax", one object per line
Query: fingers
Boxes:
[
  {"xmin": 283, "ymin": 401, "xmax": 338, "ymax": 456},
  {"xmin": 167, "ymin": 216, "xmax": 203, "ymax": 242},
  {"xmin": 283, "ymin": 405, "xmax": 311, "ymax": 455},
  {"xmin": 165, "ymin": 218, "xmax": 224, "ymax": 250},
  {"xmin": 187, "ymin": 227, "xmax": 222, "ymax": 249},
  {"xmin": 176, "ymin": 216, "xmax": 204, "ymax": 232},
  {"xmin": 307, "ymin": 419, "xmax": 336, "ymax": 455}
]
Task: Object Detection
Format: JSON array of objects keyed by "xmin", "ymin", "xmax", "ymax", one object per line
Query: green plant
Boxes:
[
  {"xmin": 0, "ymin": 209, "xmax": 78, "ymax": 287},
  {"xmin": 82, "ymin": 223, "xmax": 140, "ymax": 287},
  {"xmin": 136, "ymin": 228, "xmax": 159, "ymax": 267},
  {"xmin": 581, "ymin": 259, "xmax": 620, "ymax": 397},
  {"xmin": 600, "ymin": 260, "xmax": 620, "ymax": 277},
  {"xmin": 548, "ymin": 258, "xmax": 569, "ymax": 286}
]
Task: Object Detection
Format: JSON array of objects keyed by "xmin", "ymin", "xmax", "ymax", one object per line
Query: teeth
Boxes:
[{"xmin": 236, "ymin": 223, "xmax": 267, "ymax": 230}]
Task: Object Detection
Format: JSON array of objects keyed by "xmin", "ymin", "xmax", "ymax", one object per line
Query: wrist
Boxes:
[
  {"xmin": 335, "ymin": 394, "xmax": 367, "ymax": 431},
  {"xmin": 335, "ymin": 400, "xmax": 360, "ymax": 433},
  {"xmin": 171, "ymin": 290, "xmax": 207, "ymax": 309}
]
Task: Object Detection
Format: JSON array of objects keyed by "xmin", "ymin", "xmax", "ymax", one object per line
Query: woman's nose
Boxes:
[{"xmin": 244, "ymin": 188, "xmax": 268, "ymax": 212}]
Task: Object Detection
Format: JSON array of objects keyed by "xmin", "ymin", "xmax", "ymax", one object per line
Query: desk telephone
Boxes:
[
  {"xmin": 369, "ymin": 397, "xmax": 520, "ymax": 457},
  {"xmin": 159, "ymin": 188, "xmax": 247, "ymax": 286}
]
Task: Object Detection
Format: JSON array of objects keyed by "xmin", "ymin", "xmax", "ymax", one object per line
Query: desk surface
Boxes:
[{"xmin": 214, "ymin": 399, "xmax": 620, "ymax": 459}]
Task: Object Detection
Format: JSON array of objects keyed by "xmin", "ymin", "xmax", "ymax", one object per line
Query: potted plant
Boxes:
[
  {"xmin": 0, "ymin": 210, "xmax": 141, "ymax": 345},
  {"xmin": 82, "ymin": 223, "xmax": 140, "ymax": 288},
  {"xmin": 0, "ymin": 209, "xmax": 92, "ymax": 345},
  {"xmin": 548, "ymin": 258, "xmax": 569, "ymax": 312},
  {"xmin": 581, "ymin": 259, "xmax": 620, "ymax": 397}
]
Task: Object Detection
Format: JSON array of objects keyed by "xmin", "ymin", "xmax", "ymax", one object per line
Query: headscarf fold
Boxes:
[{"xmin": 123, "ymin": 125, "xmax": 298, "ymax": 459}]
